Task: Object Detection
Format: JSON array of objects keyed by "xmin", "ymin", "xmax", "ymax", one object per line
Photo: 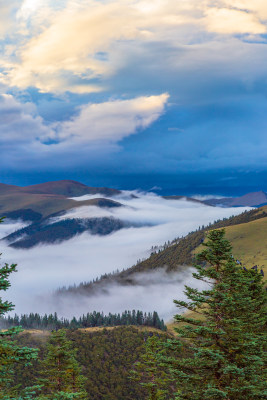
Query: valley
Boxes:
[{"xmin": 1, "ymin": 179, "xmax": 266, "ymax": 322}]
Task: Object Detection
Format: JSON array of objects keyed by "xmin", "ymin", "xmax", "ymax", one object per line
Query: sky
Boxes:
[
  {"xmin": 0, "ymin": 192, "xmax": 249, "ymax": 319},
  {"xmin": 1, "ymin": 0, "xmax": 267, "ymax": 194}
]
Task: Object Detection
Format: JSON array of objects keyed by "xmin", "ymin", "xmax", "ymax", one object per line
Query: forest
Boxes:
[{"xmin": 0, "ymin": 222, "xmax": 266, "ymax": 399}]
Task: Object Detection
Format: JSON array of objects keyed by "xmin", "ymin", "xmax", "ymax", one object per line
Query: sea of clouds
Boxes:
[{"xmin": 0, "ymin": 191, "xmax": 250, "ymax": 321}]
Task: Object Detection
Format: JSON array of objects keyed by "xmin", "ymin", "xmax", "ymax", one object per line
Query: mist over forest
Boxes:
[{"xmin": 1, "ymin": 191, "xmax": 249, "ymax": 320}]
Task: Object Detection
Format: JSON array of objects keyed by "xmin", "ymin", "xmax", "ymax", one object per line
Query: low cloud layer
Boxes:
[
  {"xmin": 52, "ymin": 268, "xmax": 209, "ymax": 322},
  {"xmin": 0, "ymin": 193, "xmax": 250, "ymax": 320}
]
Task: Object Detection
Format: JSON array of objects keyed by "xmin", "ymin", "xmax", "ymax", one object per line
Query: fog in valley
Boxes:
[{"xmin": 0, "ymin": 191, "xmax": 250, "ymax": 321}]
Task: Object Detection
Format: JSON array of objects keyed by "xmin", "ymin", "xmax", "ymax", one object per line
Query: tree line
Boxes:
[{"xmin": 1, "ymin": 309, "xmax": 166, "ymax": 331}]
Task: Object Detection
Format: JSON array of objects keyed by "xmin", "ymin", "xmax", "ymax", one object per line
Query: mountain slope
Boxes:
[
  {"xmin": 205, "ymin": 191, "xmax": 267, "ymax": 207},
  {"xmin": 163, "ymin": 195, "xmax": 207, "ymax": 205},
  {"xmin": 56, "ymin": 206, "xmax": 267, "ymax": 298},
  {"xmin": 3, "ymin": 217, "xmax": 128, "ymax": 249},
  {"xmin": 211, "ymin": 217, "xmax": 267, "ymax": 273},
  {"xmin": 0, "ymin": 180, "xmax": 121, "ymax": 220},
  {"xmin": 20, "ymin": 180, "xmax": 121, "ymax": 197},
  {"xmin": 0, "ymin": 183, "xmax": 20, "ymax": 195},
  {"xmin": 14, "ymin": 327, "xmax": 169, "ymax": 400},
  {"xmin": 122, "ymin": 206, "xmax": 267, "ymax": 275}
]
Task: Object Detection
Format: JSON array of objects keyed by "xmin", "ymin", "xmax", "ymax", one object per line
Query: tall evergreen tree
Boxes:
[
  {"xmin": 0, "ymin": 218, "xmax": 39, "ymax": 399},
  {"xmin": 131, "ymin": 334, "xmax": 173, "ymax": 400},
  {"xmin": 166, "ymin": 229, "xmax": 266, "ymax": 400},
  {"xmin": 37, "ymin": 329, "xmax": 86, "ymax": 400}
]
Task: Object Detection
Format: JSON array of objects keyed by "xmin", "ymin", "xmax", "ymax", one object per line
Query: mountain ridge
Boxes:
[
  {"xmin": 205, "ymin": 190, "xmax": 267, "ymax": 207},
  {"xmin": 0, "ymin": 180, "xmax": 122, "ymax": 220},
  {"xmin": 56, "ymin": 206, "xmax": 267, "ymax": 298}
]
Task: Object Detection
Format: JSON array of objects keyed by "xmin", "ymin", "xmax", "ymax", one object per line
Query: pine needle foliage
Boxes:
[
  {"xmin": 166, "ymin": 229, "xmax": 266, "ymax": 400},
  {"xmin": 131, "ymin": 334, "xmax": 174, "ymax": 400},
  {"xmin": 37, "ymin": 329, "xmax": 86, "ymax": 400},
  {"xmin": 0, "ymin": 217, "xmax": 39, "ymax": 399}
]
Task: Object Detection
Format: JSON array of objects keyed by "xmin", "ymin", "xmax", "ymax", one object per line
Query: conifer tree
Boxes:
[
  {"xmin": 0, "ymin": 217, "xmax": 39, "ymax": 399},
  {"xmin": 37, "ymin": 329, "xmax": 86, "ymax": 399},
  {"xmin": 166, "ymin": 229, "xmax": 266, "ymax": 400},
  {"xmin": 131, "ymin": 334, "xmax": 174, "ymax": 400}
]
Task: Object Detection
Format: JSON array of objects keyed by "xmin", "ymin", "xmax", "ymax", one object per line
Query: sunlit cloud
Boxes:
[
  {"xmin": 222, "ymin": 0, "xmax": 267, "ymax": 19},
  {"xmin": 55, "ymin": 93, "xmax": 169, "ymax": 143},
  {"xmin": 0, "ymin": 1, "xmax": 20, "ymax": 39},
  {"xmin": 1, "ymin": 0, "xmax": 266, "ymax": 93},
  {"xmin": 204, "ymin": 7, "xmax": 266, "ymax": 35}
]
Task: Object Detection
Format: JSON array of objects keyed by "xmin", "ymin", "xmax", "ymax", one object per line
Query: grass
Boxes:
[
  {"xmin": 16, "ymin": 325, "xmax": 168, "ymax": 340},
  {"xmin": 224, "ymin": 217, "xmax": 267, "ymax": 274},
  {"xmin": 194, "ymin": 215, "xmax": 267, "ymax": 275},
  {"xmin": 0, "ymin": 193, "xmax": 121, "ymax": 218}
]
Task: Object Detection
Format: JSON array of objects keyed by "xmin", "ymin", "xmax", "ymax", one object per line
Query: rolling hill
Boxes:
[
  {"xmin": 194, "ymin": 213, "xmax": 267, "ymax": 273},
  {"xmin": 0, "ymin": 180, "xmax": 121, "ymax": 220}
]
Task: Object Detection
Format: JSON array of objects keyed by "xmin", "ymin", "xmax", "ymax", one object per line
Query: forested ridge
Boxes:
[
  {"xmin": 125, "ymin": 207, "xmax": 267, "ymax": 272},
  {"xmin": 13, "ymin": 327, "xmax": 169, "ymax": 400},
  {"xmin": 6, "ymin": 228, "xmax": 265, "ymax": 400},
  {"xmin": 1, "ymin": 214, "xmax": 266, "ymax": 399}
]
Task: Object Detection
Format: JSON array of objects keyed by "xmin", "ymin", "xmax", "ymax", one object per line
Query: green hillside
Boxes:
[
  {"xmin": 224, "ymin": 217, "xmax": 267, "ymax": 273},
  {"xmin": 57, "ymin": 206, "xmax": 267, "ymax": 298},
  {"xmin": 14, "ymin": 326, "xmax": 169, "ymax": 400},
  {"xmin": 122, "ymin": 206, "xmax": 267, "ymax": 276},
  {"xmin": 193, "ymin": 214, "xmax": 267, "ymax": 274}
]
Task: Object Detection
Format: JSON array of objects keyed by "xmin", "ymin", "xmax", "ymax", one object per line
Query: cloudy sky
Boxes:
[{"xmin": 1, "ymin": 0, "xmax": 267, "ymax": 194}]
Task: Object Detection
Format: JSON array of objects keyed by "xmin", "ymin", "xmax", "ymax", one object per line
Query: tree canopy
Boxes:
[{"xmin": 165, "ymin": 229, "xmax": 267, "ymax": 399}]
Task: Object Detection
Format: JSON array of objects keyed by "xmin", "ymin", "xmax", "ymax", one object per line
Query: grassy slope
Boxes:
[
  {"xmin": 221, "ymin": 217, "xmax": 267, "ymax": 273},
  {"xmin": 193, "ymin": 207, "xmax": 267, "ymax": 274},
  {"xmin": 58, "ymin": 207, "xmax": 267, "ymax": 298},
  {"xmin": 122, "ymin": 207, "xmax": 267, "ymax": 276},
  {"xmin": 0, "ymin": 180, "xmax": 121, "ymax": 218},
  {"xmin": 20, "ymin": 325, "xmax": 165, "ymax": 336},
  {"xmin": 0, "ymin": 194, "xmax": 122, "ymax": 217}
]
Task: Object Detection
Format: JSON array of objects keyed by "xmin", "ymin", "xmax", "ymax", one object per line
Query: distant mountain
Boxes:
[
  {"xmin": 0, "ymin": 180, "xmax": 122, "ymax": 220},
  {"xmin": 204, "ymin": 191, "xmax": 267, "ymax": 207},
  {"xmin": 0, "ymin": 183, "xmax": 20, "ymax": 195},
  {"xmin": 20, "ymin": 180, "xmax": 121, "ymax": 197},
  {"xmin": 163, "ymin": 196, "xmax": 207, "ymax": 205}
]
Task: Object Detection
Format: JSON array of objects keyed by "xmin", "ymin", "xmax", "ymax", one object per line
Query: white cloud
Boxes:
[
  {"xmin": 56, "ymin": 94, "xmax": 169, "ymax": 143},
  {"xmin": 1, "ymin": 0, "xmax": 266, "ymax": 93},
  {"xmin": 222, "ymin": 0, "xmax": 267, "ymax": 19},
  {"xmin": 0, "ymin": 94, "xmax": 51, "ymax": 146},
  {"xmin": 0, "ymin": 2, "xmax": 20, "ymax": 39},
  {"xmin": 204, "ymin": 7, "xmax": 266, "ymax": 35},
  {"xmin": 0, "ymin": 93, "xmax": 168, "ymax": 159}
]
